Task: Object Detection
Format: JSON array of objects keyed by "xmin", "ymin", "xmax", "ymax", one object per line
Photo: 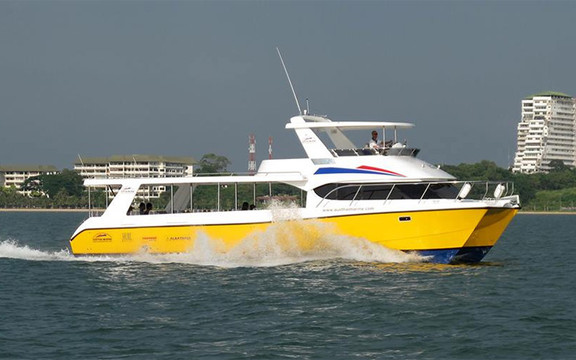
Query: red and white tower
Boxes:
[
  {"xmin": 268, "ymin": 136, "xmax": 273, "ymax": 159},
  {"xmin": 248, "ymin": 134, "xmax": 256, "ymax": 174}
]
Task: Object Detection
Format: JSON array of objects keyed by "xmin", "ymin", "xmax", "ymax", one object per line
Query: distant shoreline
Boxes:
[
  {"xmin": 518, "ymin": 211, "xmax": 576, "ymax": 215},
  {"xmin": 0, "ymin": 208, "xmax": 99, "ymax": 213}
]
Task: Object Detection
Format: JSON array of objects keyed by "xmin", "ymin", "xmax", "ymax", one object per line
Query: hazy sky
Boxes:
[{"xmin": 1, "ymin": 0, "xmax": 576, "ymax": 171}]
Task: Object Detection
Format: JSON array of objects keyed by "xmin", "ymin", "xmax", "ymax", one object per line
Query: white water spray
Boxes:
[{"xmin": 0, "ymin": 239, "xmax": 114, "ymax": 262}]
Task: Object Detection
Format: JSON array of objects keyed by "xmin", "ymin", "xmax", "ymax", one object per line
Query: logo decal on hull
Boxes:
[
  {"xmin": 168, "ymin": 236, "xmax": 192, "ymax": 241},
  {"xmin": 93, "ymin": 233, "xmax": 112, "ymax": 242}
]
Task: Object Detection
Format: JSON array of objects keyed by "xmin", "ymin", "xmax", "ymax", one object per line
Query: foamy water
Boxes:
[{"xmin": 0, "ymin": 239, "xmax": 128, "ymax": 263}]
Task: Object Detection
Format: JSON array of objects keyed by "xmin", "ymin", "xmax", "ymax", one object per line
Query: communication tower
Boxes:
[
  {"xmin": 248, "ymin": 134, "xmax": 256, "ymax": 174},
  {"xmin": 268, "ymin": 136, "xmax": 273, "ymax": 159}
]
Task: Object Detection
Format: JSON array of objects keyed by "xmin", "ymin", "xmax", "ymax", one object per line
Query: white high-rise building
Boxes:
[{"xmin": 512, "ymin": 92, "xmax": 576, "ymax": 173}]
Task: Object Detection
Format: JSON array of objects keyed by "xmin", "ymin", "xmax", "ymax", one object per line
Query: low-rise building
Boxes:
[
  {"xmin": 0, "ymin": 165, "xmax": 59, "ymax": 195},
  {"xmin": 74, "ymin": 155, "xmax": 196, "ymax": 198}
]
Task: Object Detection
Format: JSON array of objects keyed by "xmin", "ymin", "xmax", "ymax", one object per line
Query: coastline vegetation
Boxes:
[
  {"xmin": 2, "ymin": 156, "xmax": 576, "ymax": 212},
  {"xmin": 442, "ymin": 159, "xmax": 576, "ymax": 212}
]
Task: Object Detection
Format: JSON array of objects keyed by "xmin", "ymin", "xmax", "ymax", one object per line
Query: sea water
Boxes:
[{"xmin": 0, "ymin": 211, "xmax": 574, "ymax": 359}]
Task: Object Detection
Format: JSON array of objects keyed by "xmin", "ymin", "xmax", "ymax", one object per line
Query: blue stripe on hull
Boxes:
[{"xmin": 408, "ymin": 246, "xmax": 493, "ymax": 264}]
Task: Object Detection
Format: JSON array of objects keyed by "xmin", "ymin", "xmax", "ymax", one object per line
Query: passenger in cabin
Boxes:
[
  {"xmin": 249, "ymin": 204, "xmax": 256, "ymax": 210},
  {"xmin": 126, "ymin": 205, "xmax": 134, "ymax": 215},
  {"xmin": 241, "ymin": 202, "xmax": 249, "ymax": 210},
  {"xmin": 139, "ymin": 202, "xmax": 146, "ymax": 215},
  {"xmin": 144, "ymin": 202, "xmax": 153, "ymax": 215}
]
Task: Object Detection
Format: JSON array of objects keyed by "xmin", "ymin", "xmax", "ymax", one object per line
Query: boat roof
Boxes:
[
  {"xmin": 81, "ymin": 116, "xmax": 446, "ymax": 189},
  {"xmin": 285, "ymin": 121, "xmax": 414, "ymax": 130},
  {"xmin": 84, "ymin": 172, "xmax": 307, "ymax": 187}
]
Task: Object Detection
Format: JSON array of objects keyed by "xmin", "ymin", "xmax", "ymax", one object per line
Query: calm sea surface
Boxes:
[{"xmin": 0, "ymin": 212, "xmax": 574, "ymax": 359}]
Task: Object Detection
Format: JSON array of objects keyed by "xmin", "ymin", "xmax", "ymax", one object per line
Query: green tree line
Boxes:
[{"xmin": 442, "ymin": 160, "xmax": 576, "ymax": 211}]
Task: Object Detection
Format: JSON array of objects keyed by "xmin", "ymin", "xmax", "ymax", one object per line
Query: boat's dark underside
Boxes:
[{"xmin": 411, "ymin": 246, "xmax": 492, "ymax": 264}]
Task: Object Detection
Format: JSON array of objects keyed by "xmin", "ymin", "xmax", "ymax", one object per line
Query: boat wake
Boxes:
[
  {"xmin": 0, "ymin": 221, "xmax": 424, "ymax": 267},
  {"xmin": 0, "ymin": 239, "xmax": 120, "ymax": 263}
]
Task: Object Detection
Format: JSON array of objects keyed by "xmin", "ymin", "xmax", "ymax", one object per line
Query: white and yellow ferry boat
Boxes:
[{"xmin": 70, "ymin": 114, "xmax": 520, "ymax": 263}]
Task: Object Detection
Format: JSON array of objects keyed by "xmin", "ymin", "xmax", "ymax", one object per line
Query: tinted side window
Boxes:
[
  {"xmin": 359, "ymin": 185, "xmax": 393, "ymax": 200},
  {"xmin": 423, "ymin": 183, "xmax": 459, "ymax": 199},
  {"xmin": 314, "ymin": 184, "xmax": 337, "ymax": 199},
  {"xmin": 387, "ymin": 184, "xmax": 428, "ymax": 200},
  {"xmin": 337, "ymin": 186, "xmax": 360, "ymax": 200},
  {"xmin": 314, "ymin": 184, "xmax": 359, "ymax": 200},
  {"xmin": 314, "ymin": 183, "xmax": 459, "ymax": 201}
]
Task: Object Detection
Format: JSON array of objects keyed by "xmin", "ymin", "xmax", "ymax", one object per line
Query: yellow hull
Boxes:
[
  {"xmin": 70, "ymin": 208, "xmax": 506, "ymax": 259},
  {"xmin": 463, "ymin": 208, "xmax": 518, "ymax": 248},
  {"xmin": 319, "ymin": 208, "xmax": 488, "ymax": 251},
  {"xmin": 71, "ymin": 222, "xmax": 268, "ymax": 255}
]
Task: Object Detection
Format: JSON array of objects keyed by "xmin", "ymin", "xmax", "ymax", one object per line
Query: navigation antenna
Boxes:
[{"xmin": 276, "ymin": 47, "xmax": 302, "ymax": 115}]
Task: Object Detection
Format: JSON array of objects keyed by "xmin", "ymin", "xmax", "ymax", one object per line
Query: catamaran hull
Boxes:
[
  {"xmin": 69, "ymin": 207, "xmax": 517, "ymax": 264},
  {"xmin": 402, "ymin": 208, "xmax": 518, "ymax": 263}
]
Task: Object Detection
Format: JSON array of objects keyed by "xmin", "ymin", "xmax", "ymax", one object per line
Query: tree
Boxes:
[
  {"xmin": 17, "ymin": 169, "xmax": 84, "ymax": 200},
  {"xmin": 442, "ymin": 160, "xmax": 513, "ymax": 181},
  {"xmin": 548, "ymin": 159, "xmax": 569, "ymax": 173},
  {"xmin": 196, "ymin": 153, "xmax": 231, "ymax": 174},
  {"xmin": 20, "ymin": 176, "xmax": 43, "ymax": 196},
  {"xmin": 41, "ymin": 169, "xmax": 84, "ymax": 198},
  {"xmin": 0, "ymin": 186, "xmax": 24, "ymax": 207}
]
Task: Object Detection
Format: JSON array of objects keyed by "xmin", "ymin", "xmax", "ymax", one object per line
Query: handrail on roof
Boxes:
[
  {"xmin": 286, "ymin": 121, "xmax": 414, "ymax": 130},
  {"xmin": 83, "ymin": 172, "xmax": 308, "ymax": 187}
]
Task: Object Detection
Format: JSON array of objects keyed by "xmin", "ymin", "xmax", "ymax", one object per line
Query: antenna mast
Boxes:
[
  {"xmin": 276, "ymin": 47, "xmax": 302, "ymax": 115},
  {"xmin": 248, "ymin": 134, "xmax": 256, "ymax": 174},
  {"xmin": 268, "ymin": 136, "xmax": 273, "ymax": 159}
]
